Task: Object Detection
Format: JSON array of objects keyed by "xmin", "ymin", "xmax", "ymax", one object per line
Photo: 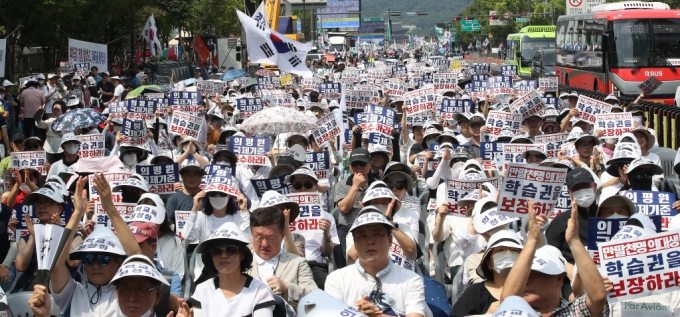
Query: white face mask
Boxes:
[
  {"xmin": 123, "ymin": 153, "xmax": 137, "ymax": 166},
  {"xmin": 633, "ymin": 116, "xmax": 643, "ymax": 128},
  {"xmin": 492, "ymin": 250, "xmax": 519, "ymax": 276},
  {"xmin": 20, "ymin": 184, "xmax": 32, "ymax": 194},
  {"xmin": 605, "ymin": 213, "xmax": 627, "ymax": 219},
  {"xmin": 64, "ymin": 143, "xmax": 79, "ymax": 155},
  {"xmin": 572, "ymin": 188, "xmax": 596, "ymax": 208},
  {"xmin": 209, "ymin": 196, "xmax": 229, "ymax": 209},
  {"xmin": 604, "ymin": 138, "xmax": 617, "ymax": 145}
]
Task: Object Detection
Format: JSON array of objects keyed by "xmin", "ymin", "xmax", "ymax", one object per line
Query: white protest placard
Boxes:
[
  {"xmin": 127, "ymin": 99, "xmax": 156, "ymax": 121},
  {"xmin": 94, "ymin": 195, "xmax": 136, "ymax": 227},
  {"xmin": 502, "ymin": 144, "xmax": 546, "ymax": 167},
  {"xmin": 385, "ymin": 80, "xmax": 406, "ymax": 96},
  {"xmin": 301, "ymin": 77, "xmax": 322, "ymax": 91},
  {"xmin": 169, "ymin": 91, "xmax": 202, "ymax": 115},
  {"xmin": 534, "ymin": 133, "xmax": 569, "ymax": 158},
  {"xmin": 486, "ymin": 87, "xmax": 515, "ymax": 97},
  {"xmin": 136, "ymin": 163, "xmax": 179, "ymax": 194},
  {"xmin": 404, "ymin": 87, "xmax": 435, "ymax": 116},
  {"xmin": 432, "ymin": 73, "xmax": 458, "ymax": 94},
  {"xmin": 122, "ymin": 118, "xmax": 148, "ymax": 146},
  {"xmin": 346, "ymin": 90, "xmax": 379, "ymax": 110},
  {"xmin": 598, "ymin": 230, "xmax": 680, "ymax": 304},
  {"xmin": 175, "ymin": 211, "xmax": 192, "ymax": 241},
  {"xmin": 76, "ymin": 134, "xmax": 105, "ymax": 158},
  {"xmin": 639, "ymin": 76, "xmax": 662, "ymax": 95},
  {"xmin": 575, "ymin": 95, "xmax": 613, "ymax": 124},
  {"xmin": 319, "ymin": 83, "xmax": 342, "ymax": 101},
  {"xmin": 357, "ymin": 104, "xmax": 396, "ymax": 138},
  {"xmin": 0, "ymin": 39, "xmax": 5, "ymax": 78},
  {"xmin": 236, "ymin": 98, "xmax": 264, "ymax": 120},
  {"xmin": 89, "ymin": 172, "xmax": 131, "ymax": 202},
  {"xmin": 497, "ymin": 163, "xmax": 567, "ymax": 219},
  {"xmin": 439, "ymin": 99, "xmax": 472, "ymax": 121},
  {"xmin": 12, "ymin": 151, "xmax": 47, "ymax": 175},
  {"xmin": 510, "ymin": 90, "xmax": 545, "ymax": 120},
  {"xmin": 68, "ymin": 38, "xmax": 107, "ymax": 72},
  {"xmin": 286, "ymin": 193, "xmax": 323, "ymax": 235},
  {"xmin": 107, "ymin": 101, "xmax": 127, "ymax": 121},
  {"xmin": 304, "ymin": 152, "xmax": 330, "ymax": 181},
  {"xmin": 485, "ymin": 111, "xmax": 522, "ymax": 137},
  {"xmin": 415, "ymin": 153, "xmax": 427, "ymax": 179},
  {"xmin": 311, "ymin": 112, "xmax": 341, "ymax": 147},
  {"xmin": 169, "ymin": 111, "xmax": 203, "ymax": 138},
  {"xmin": 446, "ymin": 177, "xmax": 501, "ymax": 217},
  {"xmin": 560, "ymin": 142, "xmax": 579, "ymax": 158},
  {"xmin": 229, "ymin": 136, "xmax": 271, "ymax": 166},
  {"xmin": 538, "ymin": 77, "xmax": 558, "ymax": 92},
  {"xmin": 595, "ymin": 113, "xmax": 634, "ymax": 139}
]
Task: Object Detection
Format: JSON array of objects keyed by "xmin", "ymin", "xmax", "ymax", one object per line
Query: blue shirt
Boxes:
[{"xmin": 157, "ymin": 261, "xmax": 183, "ymax": 297}]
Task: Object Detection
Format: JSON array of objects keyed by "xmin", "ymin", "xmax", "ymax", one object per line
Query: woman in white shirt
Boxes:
[
  {"xmin": 183, "ymin": 170, "xmax": 250, "ymax": 281},
  {"xmin": 189, "ymin": 222, "xmax": 276, "ymax": 317}
]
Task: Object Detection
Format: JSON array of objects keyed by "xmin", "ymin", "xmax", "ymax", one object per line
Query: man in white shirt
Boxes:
[
  {"xmin": 325, "ymin": 207, "xmax": 427, "ymax": 317},
  {"xmin": 110, "ymin": 76, "xmax": 124, "ymax": 103}
]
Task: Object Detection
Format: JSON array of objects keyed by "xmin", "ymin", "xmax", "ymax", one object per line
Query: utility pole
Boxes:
[{"xmin": 551, "ymin": 3, "xmax": 555, "ymax": 25}]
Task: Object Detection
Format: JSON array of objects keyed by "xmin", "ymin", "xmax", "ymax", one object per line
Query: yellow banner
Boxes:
[
  {"xmin": 280, "ymin": 74, "xmax": 293, "ymax": 87},
  {"xmin": 450, "ymin": 60, "xmax": 462, "ymax": 70}
]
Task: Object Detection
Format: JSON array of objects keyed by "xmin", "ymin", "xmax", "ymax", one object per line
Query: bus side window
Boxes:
[{"xmin": 556, "ymin": 21, "xmax": 567, "ymax": 49}]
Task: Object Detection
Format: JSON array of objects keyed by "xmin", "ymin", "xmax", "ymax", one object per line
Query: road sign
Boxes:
[
  {"xmin": 489, "ymin": 10, "xmax": 509, "ymax": 26},
  {"xmin": 504, "ymin": 12, "xmax": 511, "ymax": 19},
  {"xmin": 361, "ymin": 17, "xmax": 384, "ymax": 22},
  {"xmin": 567, "ymin": 0, "xmax": 604, "ymax": 14},
  {"xmin": 461, "ymin": 19, "xmax": 481, "ymax": 32},
  {"xmin": 521, "ymin": 10, "xmax": 527, "ymax": 17},
  {"xmin": 516, "ymin": 17, "xmax": 527, "ymax": 22}
]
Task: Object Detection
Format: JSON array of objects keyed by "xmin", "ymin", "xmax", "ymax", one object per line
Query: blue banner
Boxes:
[
  {"xmin": 480, "ymin": 142, "xmax": 504, "ymax": 161},
  {"xmin": 136, "ymin": 163, "xmax": 179, "ymax": 194},
  {"xmin": 304, "ymin": 151, "xmax": 330, "ymax": 180},
  {"xmin": 251, "ymin": 174, "xmax": 293, "ymax": 198},
  {"xmin": 500, "ymin": 65, "xmax": 517, "ymax": 76},
  {"xmin": 486, "ymin": 76, "xmax": 512, "ymax": 89},
  {"xmin": 619, "ymin": 190, "xmax": 677, "ymax": 229},
  {"xmin": 236, "ymin": 98, "xmax": 264, "ymax": 120},
  {"xmin": 229, "ymin": 136, "xmax": 271, "ymax": 166}
]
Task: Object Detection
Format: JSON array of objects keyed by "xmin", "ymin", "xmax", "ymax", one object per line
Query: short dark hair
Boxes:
[
  {"xmin": 250, "ymin": 207, "xmax": 285, "ymax": 233},
  {"xmin": 91, "ymin": 66, "xmax": 98, "ymax": 71}
]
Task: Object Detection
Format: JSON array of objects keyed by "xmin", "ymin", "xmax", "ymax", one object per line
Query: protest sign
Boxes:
[
  {"xmin": 368, "ymin": 133, "xmax": 393, "ymax": 154},
  {"xmin": 404, "ymin": 88, "xmax": 435, "ymax": 116},
  {"xmin": 89, "ymin": 172, "xmax": 131, "ymax": 202},
  {"xmin": 553, "ymin": 187, "xmax": 572, "ymax": 219},
  {"xmin": 12, "ymin": 151, "xmax": 47, "ymax": 175},
  {"xmin": 432, "ymin": 73, "xmax": 458, "ymax": 94},
  {"xmin": 598, "ymin": 229, "xmax": 680, "ymax": 303},
  {"xmin": 175, "ymin": 211, "xmax": 192, "ymax": 240},
  {"xmin": 392, "ymin": 65, "xmax": 408, "ymax": 79},
  {"xmin": 169, "ymin": 91, "xmax": 202, "ymax": 115},
  {"xmin": 502, "ymin": 144, "xmax": 546, "ymax": 167},
  {"xmin": 510, "ymin": 90, "xmax": 545, "ymax": 120},
  {"xmin": 76, "ymin": 134, "xmax": 105, "ymax": 158},
  {"xmin": 560, "ymin": 142, "xmax": 579, "ymax": 158},
  {"xmin": 236, "ymin": 98, "xmax": 264, "ymax": 120},
  {"xmin": 229, "ymin": 136, "xmax": 270, "ymax": 166},
  {"xmin": 538, "ymin": 77, "xmax": 558, "ymax": 92},
  {"xmin": 620, "ymin": 191, "xmax": 677, "ymax": 229},
  {"xmin": 535, "ymin": 133, "xmax": 569, "ymax": 158},
  {"xmin": 485, "ymin": 111, "xmax": 522, "ymax": 137},
  {"xmin": 415, "ymin": 154, "xmax": 427, "ymax": 179},
  {"xmin": 541, "ymin": 97, "xmax": 558, "ymax": 109},
  {"xmin": 385, "ymin": 80, "xmax": 406, "ymax": 96},
  {"xmin": 497, "ymin": 163, "xmax": 567, "ymax": 219},
  {"xmin": 358, "ymin": 104, "xmax": 396, "ymax": 138},
  {"xmin": 121, "ymin": 118, "xmax": 148, "ymax": 146},
  {"xmin": 346, "ymin": 90, "xmax": 380, "ymax": 110},
  {"xmin": 251, "ymin": 174, "xmax": 292, "ymax": 197},
  {"xmin": 286, "ymin": 193, "xmax": 324, "ymax": 235},
  {"xmin": 405, "ymin": 114, "xmax": 431, "ymax": 129},
  {"xmin": 446, "ymin": 177, "xmax": 501, "ymax": 217},
  {"xmin": 153, "ymin": 98, "xmax": 169, "ymax": 113},
  {"xmin": 480, "ymin": 142, "xmax": 504, "ymax": 171},
  {"xmin": 94, "ymin": 193, "xmax": 136, "ymax": 227},
  {"xmin": 474, "ymin": 64, "xmax": 490, "ymax": 74},
  {"xmin": 587, "ymin": 217, "xmax": 662, "ymax": 265},
  {"xmin": 68, "ymin": 38, "xmax": 107, "ymax": 72},
  {"xmin": 257, "ymin": 77, "xmax": 276, "ymax": 90},
  {"xmin": 469, "ymin": 80, "xmax": 487, "ymax": 98},
  {"xmin": 203, "ymin": 171, "xmax": 240, "ymax": 198},
  {"xmin": 279, "ymin": 74, "xmax": 293, "ymax": 86},
  {"xmin": 319, "ymin": 83, "xmax": 342, "ymax": 101},
  {"xmin": 471, "ymin": 74, "xmax": 488, "ymax": 82},
  {"xmin": 513, "ymin": 80, "xmax": 537, "ymax": 96},
  {"xmin": 450, "ymin": 60, "xmax": 462, "ymax": 71},
  {"xmin": 639, "ymin": 76, "xmax": 662, "ymax": 95},
  {"xmin": 126, "ymin": 99, "xmax": 156, "ymax": 121},
  {"xmin": 439, "ymin": 99, "xmax": 473, "ymax": 120},
  {"xmin": 169, "ymin": 111, "xmax": 203, "ymax": 138},
  {"xmin": 486, "ymin": 76, "xmax": 512, "ymax": 90},
  {"xmin": 15, "ymin": 203, "xmax": 73, "ymax": 240},
  {"xmin": 500, "ymin": 65, "xmax": 517, "ymax": 76},
  {"xmin": 575, "ymin": 95, "xmax": 613, "ymax": 124},
  {"xmin": 595, "ymin": 113, "xmax": 634, "ymax": 139},
  {"xmin": 107, "ymin": 101, "xmax": 127, "ymax": 121},
  {"xmin": 196, "ymin": 80, "xmax": 215, "ymax": 95},
  {"xmin": 304, "ymin": 151, "xmax": 330, "ymax": 180},
  {"xmin": 301, "ymin": 77, "xmax": 322, "ymax": 91},
  {"xmin": 312, "ymin": 112, "xmax": 341, "ymax": 147},
  {"xmin": 136, "ymin": 163, "xmax": 179, "ymax": 194}
]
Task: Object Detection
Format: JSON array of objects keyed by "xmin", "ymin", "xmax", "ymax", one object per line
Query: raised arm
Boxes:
[
  {"xmin": 500, "ymin": 199, "xmax": 540, "ymax": 301},
  {"xmin": 92, "ymin": 173, "xmax": 141, "ymax": 256},
  {"xmin": 51, "ymin": 177, "xmax": 87, "ymax": 294}
]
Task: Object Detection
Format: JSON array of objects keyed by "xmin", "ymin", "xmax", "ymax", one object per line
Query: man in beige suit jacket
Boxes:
[{"xmin": 246, "ymin": 205, "xmax": 318, "ymax": 307}]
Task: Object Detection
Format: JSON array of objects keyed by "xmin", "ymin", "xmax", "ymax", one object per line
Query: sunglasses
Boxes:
[
  {"xmin": 451, "ymin": 158, "xmax": 468, "ymax": 163},
  {"xmin": 351, "ymin": 161, "xmax": 368, "ymax": 168},
  {"xmin": 207, "ymin": 192, "xmax": 228, "ymax": 198},
  {"xmin": 209, "ymin": 245, "xmax": 240, "ymax": 257},
  {"xmin": 26, "ymin": 144, "xmax": 40, "ymax": 151},
  {"xmin": 83, "ymin": 254, "xmax": 111, "ymax": 266},
  {"xmin": 386, "ymin": 182, "xmax": 406, "ymax": 190},
  {"xmin": 293, "ymin": 181, "xmax": 314, "ymax": 190}
]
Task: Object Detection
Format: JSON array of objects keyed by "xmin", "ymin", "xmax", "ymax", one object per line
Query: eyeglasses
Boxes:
[
  {"xmin": 83, "ymin": 254, "xmax": 111, "ymax": 266},
  {"xmin": 368, "ymin": 277, "xmax": 383, "ymax": 306},
  {"xmin": 351, "ymin": 161, "xmax": 368, "ymax": 168},
  {"xmin": 117, "ymin": 286, "xmax": 156, "ymax": 298},
  {"xmin": 207, "ymin": 192, "xmax": 228, "ymax": 198},
  {"xmin": 209, "ymin": 245, "xmax": 240, "ymax": 257},
  {"xmin": 35, "ymin": 199, "xmax": 55, "ymax": 207},
  {"xmin": 386, "ymin": 182, "xmax": 406, "ymax": 190},
  {"xmin": 293, "ymin": 181, "xmax": 314, "ymax": 190}
]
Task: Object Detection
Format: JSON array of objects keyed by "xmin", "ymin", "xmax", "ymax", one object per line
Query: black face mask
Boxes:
[{"xmin": 629, "ymin": 173, "xmax": 654, "ymax": 191}]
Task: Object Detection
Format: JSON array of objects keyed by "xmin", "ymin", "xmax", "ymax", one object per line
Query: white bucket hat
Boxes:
[{"xmin": 109, "ymin": 255, "xmax": 170, "ymax": 286}]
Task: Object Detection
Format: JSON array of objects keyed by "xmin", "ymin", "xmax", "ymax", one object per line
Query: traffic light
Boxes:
[
  {"xmin": 453, "ymin": 17, "xmax": 457, "ymax": 22},
  {"xmin": 464, "ymin": 16, "xmax": 469, "ymax": 20}
]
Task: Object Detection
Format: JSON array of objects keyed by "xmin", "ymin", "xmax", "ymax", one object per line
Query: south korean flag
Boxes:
[{"xmin": 236, "ymin": 10, "xmax": 277, "ymax": 65}]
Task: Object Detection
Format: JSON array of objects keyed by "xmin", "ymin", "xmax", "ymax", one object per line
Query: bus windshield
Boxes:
[
  {"xmin": 521, "ymin": 37, "xmax": 554, "ymax": 61},
  {"xmin": 611, "ymin": 19, "xmax": 680, "ymax": 68}
]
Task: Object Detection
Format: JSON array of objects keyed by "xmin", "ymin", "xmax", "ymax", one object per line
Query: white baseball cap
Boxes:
[
  {"xmin": 531, "ymin": 245, "xmax": 567, "ymax": 275},
  {"xmin": 112, "ymin": 176, "xmax": 150, "ymax": 193},
  {"xmin": 259, "ymin": 191, "xmax": 299, "ymax": 222},
  {"xmin": 284, "ymin": 166, "xmax": 319, "ymax": 184}
]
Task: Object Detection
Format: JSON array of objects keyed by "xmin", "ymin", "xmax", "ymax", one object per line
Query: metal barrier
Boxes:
[{"xmin": 559, "ymin": 84, "xmax": 679, "ymax": 150}]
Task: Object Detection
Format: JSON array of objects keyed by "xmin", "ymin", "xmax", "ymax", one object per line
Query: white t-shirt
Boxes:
[
  {"xmin": 302, "ymin": 210, "xmax": 340, "ymax": 262},
  {"xmin": 190, "ymin": 276, "xmax": 276, "ymax": 317},
  {"xmin": 428, "ymin": 183, "xmax": 468, "ymax": 269},
  {"xmin": 325, "ymin": 261, "xmax": 427, "ymax": 317},
  {"xmin": 113, "ymin": 84, "xmax": 124, "ymax": 100},
  {"xmin": 51, "ymin": 279, "xmax": 120, "ymax": 317},
  {"xmin": 158, "ymin": 234, "xmax": 186, "ymax": 281}
]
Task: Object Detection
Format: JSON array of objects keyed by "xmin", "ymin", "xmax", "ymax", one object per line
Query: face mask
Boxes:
[
  {"xmin": 605, "ymin": 213, "xmax": 627, "ymax": 219},
  {"xmin": 492, "ymin": 250, "xmax": 518, "ymax": 276},
  {"xmin": 38, "ymin": 80, "xmax": 45, "ymax": 85},
  {"xmin": 210, "ymin": 196, "xmax": 229, "ymax": 209},
  {"xmin": 630, "ymin": 174, "xmax": 654, "ymax": 190},
  {"xmin": 425, "ymin": 139, "xmax": 435, "ymax": 147},
  {"xmin": 373, "ymin": 205, "xmax": 389, "ymax": 214},
  {"xmin": 0, "ymin": 94, "xmax": 4, "ymax": 99},
  {"xmin": 123, "ymin": 153, "xmax": 137, "ymax": 166},
  {"xmin": 605, "ymin": 138, "xmax": 617, "ymax": 145},
  {"xmin": 572, "ymin": 188, "xmax": 595, "ymax": 208},
  {"xmin": 216, "ymin": 160, "xmax": 230, "ymax": 166},
  {"xmin": 633, "ymin": 116, "xmax": 643, "ymax": 128},
  {"xmin": 20, "ymin": 184, "xmax": 32, "ymax": 194},
  {"xmin": 64, "ymin": 143, "xmax": 79, "ymax": 155},
  {"xmin": 112, "ymin": 126, "xmax": 122, "ymax": 133}
]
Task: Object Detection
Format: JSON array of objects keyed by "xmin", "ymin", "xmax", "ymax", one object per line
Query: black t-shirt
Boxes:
[
  {"xmin": 409, "ymin": 143, "xmax": 424, "ymax": 157},
  {"xmin": 450, "ymin": 282, "xmax": 497, "ymax": 317},
  {"xmin": 97, "ymin": 81, "xmax": 114, "ymax": 102},
  {"xmin": 545, "ymin": 202, "xmax": 597, "ymax": 263}
]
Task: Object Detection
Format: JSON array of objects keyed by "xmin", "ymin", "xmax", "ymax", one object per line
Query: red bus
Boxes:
[{"xmin": 555, "ymin": 1, "xmax": 680, "ymax": 104}]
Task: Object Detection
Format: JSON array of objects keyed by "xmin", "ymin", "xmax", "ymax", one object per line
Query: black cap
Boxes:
[
  {"xmin": 11, "ymin": 134, "xmax": 25, "ymax": 143},
  {"xmin": 566, "ymin": 168, "xmax": 595, "ymax": 190},
  {"xmin": 349, "ymin": 148, "xmax": 370, "ymax": 164},
  {"xmin": 626, "ymin": 104, "xmax": 644, "ymax": 114}
]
